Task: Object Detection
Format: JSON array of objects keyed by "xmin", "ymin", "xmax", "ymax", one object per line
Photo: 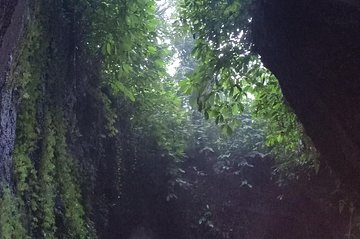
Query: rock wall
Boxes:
[
  {"xmin": 253, "ymin": 0, "xmax": 360, "ymax": 187},
  {"xmin": 0, "ymin": 0, "xmax": 29, "ymax": 184}
]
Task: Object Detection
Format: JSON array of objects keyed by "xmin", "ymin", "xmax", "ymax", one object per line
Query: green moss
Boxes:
[
  {"xmin": 38, "ymin": 112, "xmax": 57, "ymax": 239},
  {"xmin": 53, "ymin": 111, "xmax": 90, "ymax": 238},
  {"xmin": 0, "ymin": 187, "xmax": 27, "ymax": 239},
  {"xmin": 11, "ymin": 3, "xmax": 51, "ymax": 234},
  {"xmin": 9, "ymin": 4, "xmax": 49, "ymax": 236}
]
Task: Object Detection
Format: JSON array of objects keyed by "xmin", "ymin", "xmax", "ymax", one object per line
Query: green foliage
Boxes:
[
  {"xmin": 179, "ymin": 0, "xmax": 256, "ymax": 127},
  {"xmin": 11, "ymin": 1, "xmax": 92, "ymax": 237},
  {"xmin": 132, "ymin": 79, "xmax": 188, "ymax": 155},
  {"xmin": 0, "ymin": 187, "xmax": 27, "ymax": 239},
  {"xmin": 38, "ymin": 112, "xmax": 57, "ymax": 239},
  {"xmin": 86, "ymin": 0, "xmax": 164, "ymax": 100},
  {"xmin": 251, "ymin": 72, "xmax": 318, "ymax": 174},
  {"xmin": 14, "ymin": 3, "xmax": 44, "ymax": 198},
  {"xmin": 53, "ymin": 112, "xmax": 89, "ymax": 238},
  {"xmin": 179, "ymin": 0, "xmax": 318, "ymax": 171},
  {"xmin": 84, "ymin": 0, "xmax": 188, "ymax": 154},
  {"xmin": 12, "ymin": 7, "xmax": 47, "ymax": 236},
  {"xmin": 12, "ymin": 0, "xmax": 189, "ymax": 237},
  {"xmin": 11, "ymin": 0, "xmax": 321, "ymax": 237}
]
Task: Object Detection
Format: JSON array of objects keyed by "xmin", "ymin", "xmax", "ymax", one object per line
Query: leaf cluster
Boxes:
[{"xmin": 179, "ymin": 0, "xmax": 318, "ymax": 173}]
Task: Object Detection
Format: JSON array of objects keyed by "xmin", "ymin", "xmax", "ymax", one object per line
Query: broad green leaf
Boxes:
[
  {"xmin": 148, "ymin": 46, "xmax": 157, "ymax": 54},
  {"xmin": 106, "ymin": 42, "xmax": 111, "ymax": 55}
]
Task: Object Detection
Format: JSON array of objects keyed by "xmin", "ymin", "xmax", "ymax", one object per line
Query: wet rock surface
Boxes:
[{"xmin": 0, "ymin": 0, "xmax": 28, "ymax": 183}]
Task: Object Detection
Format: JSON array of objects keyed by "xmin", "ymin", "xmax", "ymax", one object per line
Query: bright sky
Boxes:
[{"xmin": 156, "ymin": 0, "xmax": 180, "ymax": 76}]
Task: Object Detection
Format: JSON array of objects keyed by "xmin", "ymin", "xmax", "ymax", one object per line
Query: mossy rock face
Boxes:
[
  {"xmin": 0, "ymin": 187, "xmax": 27, "ymax": 239},
  {"xmin": 0, "ymin": 1, "xmax": 94, "ymax": 238},
  {"xmin": 0, "ymin": 0, "xmax": 30, "ymax": 185}
]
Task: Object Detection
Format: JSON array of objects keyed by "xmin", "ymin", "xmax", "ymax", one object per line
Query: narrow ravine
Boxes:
[{"xmin": 0, "ymin": 0, "xmax": 359, "ymax": 239}]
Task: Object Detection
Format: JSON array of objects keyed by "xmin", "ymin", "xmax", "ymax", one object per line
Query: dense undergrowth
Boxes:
[{"xmin": 0, "ymin": 0, "xmax": 359, "ymax": 238}]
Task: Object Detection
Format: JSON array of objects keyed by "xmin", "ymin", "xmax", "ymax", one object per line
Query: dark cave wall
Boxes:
[{"xmin": 253, "ymin": 0, "xmax": 360, "ymax": 187}]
